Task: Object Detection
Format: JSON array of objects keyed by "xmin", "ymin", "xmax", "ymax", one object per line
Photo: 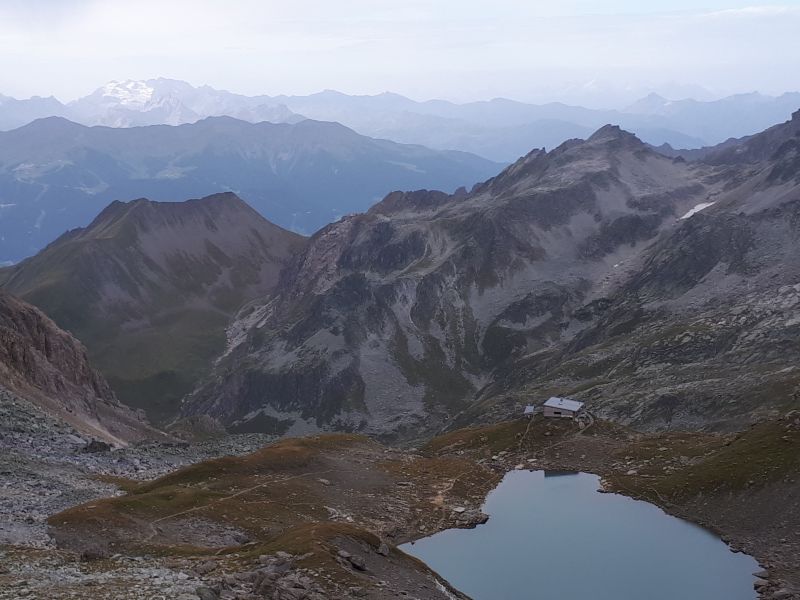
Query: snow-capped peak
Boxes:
[{"xmin": 99, "ymin": 80, "xmax": 155, "ymax": 107}]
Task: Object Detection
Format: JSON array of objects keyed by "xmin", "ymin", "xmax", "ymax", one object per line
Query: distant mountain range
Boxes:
[
  {"xmin": 2, "ymin": 79, "xmax": 799, "ymax": 161},
  {"xmin": 0, "ymin": 116, "xmax": 501, "ymax": 264}
]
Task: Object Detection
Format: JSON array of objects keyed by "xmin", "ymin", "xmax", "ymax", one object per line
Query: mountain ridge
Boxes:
[
  {"xmin": 2, "ymin": 80, "xmax": 799, "ymax": 162},
  {"xmin": 2, "ymin": 192, "xmax": 306, "ymax": 424},
  {"xmin": 179, "ymin": 124, "xmax": 723, "ymax": 437},
  {"xmin": 7, "ymin": 116, "xmax": 800, "ymax": 440}
]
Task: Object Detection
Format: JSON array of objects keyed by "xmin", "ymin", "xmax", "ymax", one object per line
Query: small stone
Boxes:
[
  {"xmin": 347, "ymin": 555, "xmax": 367, "ymax": 571},
  {"xmin": 626, "ymin": 469, "xmax": 638, "ymax": 476},
  {"xmin": 376, "ymin": 542, "xmax": 390, "ymax": 556},
  {"xmin": 318, "ymin": 478, "xmax": 332, "ymax": 486},
  {"xmin": 81, "ymin": 439, "xmax": 112, "ymax": 453},
  {"xmin": 753, "ymin": 570, "xmax": 769, "ymax": 578},
  {"xmin": 196, "ymin": 587, "xmax": 219, "ymax": 600},
  {"xmin": 452, "ymin": 507, "xmax": 466, "ymax": 514},
  {"xmin": 194, "ymin": 560, "xmax": 217, "ymax": 575}
]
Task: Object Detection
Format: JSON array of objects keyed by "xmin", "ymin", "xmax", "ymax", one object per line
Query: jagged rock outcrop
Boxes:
[
  {"xmin": 0, "ymin": 291, "xmax": 159, "ymax": 443},
  {"xmin": 1, "ymin": 192, "xmax": 306, "ymax": 423},
  {"xmin": 182, "ymin": 126, "xmax": 722, "ymax": 437}
]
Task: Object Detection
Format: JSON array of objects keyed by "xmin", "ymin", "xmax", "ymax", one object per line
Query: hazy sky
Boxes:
[{"xmin": 0, "ymin": 0, "xmax": 799, "ymax": 106}]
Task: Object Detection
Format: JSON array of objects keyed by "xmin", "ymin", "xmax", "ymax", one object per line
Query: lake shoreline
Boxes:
[
  {"xmin": 420, "ymin": 416, "xmax": 800, "ymax": 599},
  {"xmin": 402, "ymin": 470, "xmax": 759, "ymax": 600}
]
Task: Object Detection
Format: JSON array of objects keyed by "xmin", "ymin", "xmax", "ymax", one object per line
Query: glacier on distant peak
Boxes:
[{"xmin": 99, "ymin": 80, "xmax": 155, "ymax": 107}]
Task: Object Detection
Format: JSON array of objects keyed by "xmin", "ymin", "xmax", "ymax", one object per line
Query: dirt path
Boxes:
[{"xmin": 145, "ymin": 469, "xmax": 336, "ymax": 542}]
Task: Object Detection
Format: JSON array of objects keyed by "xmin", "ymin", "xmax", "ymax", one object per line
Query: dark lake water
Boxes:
[{"xmin": 401, "ymin": 471, "xmax": 758, "ymax": 600}]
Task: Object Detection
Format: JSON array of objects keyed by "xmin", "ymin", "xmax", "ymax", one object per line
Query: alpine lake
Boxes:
[{"xmin": 401, "ymin": 470, "xmax": 759, "ymax": 600}]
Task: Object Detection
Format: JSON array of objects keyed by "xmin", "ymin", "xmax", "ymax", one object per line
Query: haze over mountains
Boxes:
[
  {"xmin": 3, "ymin": 79, "xmax": 800, "ymax": 268},
  {"xmin": 2, "ymin": 79, "xmax": 800, "ymax": 163},
  {"xmin": 0, "ymin": 116, "xmax": 500, "ymax": 264}
]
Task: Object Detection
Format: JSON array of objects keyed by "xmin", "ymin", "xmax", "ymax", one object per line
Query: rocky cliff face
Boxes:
[
  {"xmin": 0, "ymin": 291, "xmax": 158, "ymax": 443},
  {"xmin": 182, "ymin": 126, "xmax": 724, "ymax": 437},
  {"xmin": 2, "ymin": 192, "xmax": 306, "ymax": 423}
]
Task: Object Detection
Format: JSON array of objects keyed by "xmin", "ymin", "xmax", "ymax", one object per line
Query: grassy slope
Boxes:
[
  {"xmin": 609, "ymin": 420, "xmax": 800, "ymax": 501},
  {"xmin": 49, "ymin": 434, "xmax": 497, "ymax": 556}
]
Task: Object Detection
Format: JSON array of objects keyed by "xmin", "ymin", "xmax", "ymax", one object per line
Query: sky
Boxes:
[{"xmin": 0, "ymin": 0, "xmax": 799, "ymax": 107}]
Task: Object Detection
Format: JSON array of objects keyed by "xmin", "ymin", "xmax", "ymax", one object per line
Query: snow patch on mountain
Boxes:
[
  {"xmin": 680, "ymin": 201, "xmax": 716, "ymax": 219},
  {"xmin": 100, "ymin": 80, "xmax": 155, "ymax": 107}
]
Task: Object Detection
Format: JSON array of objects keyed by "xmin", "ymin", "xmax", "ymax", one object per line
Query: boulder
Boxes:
[
  {"xmin": 195, "ymin": 587, "xmax": 219, "ymax": 600},
  {"xmin": 347, "ymin": 555, "xmax": 367, "ymax": 571}
]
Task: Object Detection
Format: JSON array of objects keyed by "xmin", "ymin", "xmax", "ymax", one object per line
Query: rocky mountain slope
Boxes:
[
  {"xmin": 467, "ymin": 110, "xmax": 800, "ymax": 430},
  {"xmin": 182, "ymin": 112, "xmax": 800, "ymax": 438},
  {"xmin": 6, "ymin": 113, "xmax": 798, "ymax": 440},
  {"xmin": 0, "ymin": 116, "xmax": 501, "ymax": 263},
  {"xmin": 181, "ymin": 125, "xmax": 725, "ymax": 437},
  {"xmin": 1, "ymin": 192, "xmax": 305, "ymax": 423},
  {"xmin": 0, "ymin": 291, "xmax": 157, "ymax": 444}
]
